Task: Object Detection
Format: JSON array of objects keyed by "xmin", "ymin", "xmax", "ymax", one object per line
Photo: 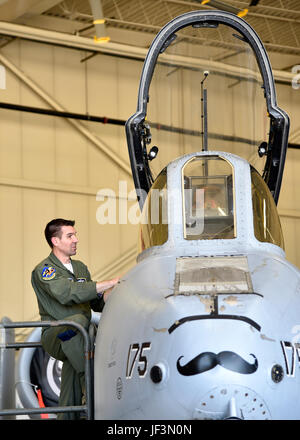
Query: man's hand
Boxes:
[
  {"xmin": 96, "ymin": 277, "xmax": 120, "ymax": 301},
  {"xmin": 103, "ymin": 286, "xmax": 114, "ymax": 302}
]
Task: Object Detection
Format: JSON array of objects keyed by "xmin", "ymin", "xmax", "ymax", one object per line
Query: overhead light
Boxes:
[
  {"xmin": 94, "ymin": 36, "xmax": 111, "ymax": 44},
  {"xmin": 198, "ymin": 0, "xmax": 249, "ymax": 17},
  {"xmin": 237, "ymin": 9, "xmax": 249, "ymax": 18},
  {"xmin": 93, "ymin": 19, "xmax": 106, "ymax": 25},
  {"xmin": 89, "ymin": 0, "xmax": 110, "ymax": 44}
]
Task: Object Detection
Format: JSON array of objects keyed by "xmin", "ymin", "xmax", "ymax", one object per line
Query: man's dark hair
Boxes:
[{"xmin": 45, "ymin": 218, "xmax": 75, "ymax": 248}]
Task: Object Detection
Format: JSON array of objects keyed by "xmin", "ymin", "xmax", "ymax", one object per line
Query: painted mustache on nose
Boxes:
[{"xmin": 177, "ymin": 351, "xmax": 258, "ymax": 376}]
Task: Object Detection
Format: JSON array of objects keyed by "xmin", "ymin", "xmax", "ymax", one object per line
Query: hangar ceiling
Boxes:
[
  {"xmin": 0, "ymin": 0, "xmax": 299, "ymax": 62},
  {"xmin": 0, "ymin": 0, "xmax": 298, "ymax": 144}
]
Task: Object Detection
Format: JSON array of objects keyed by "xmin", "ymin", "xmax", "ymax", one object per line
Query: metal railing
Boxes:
[{"xmin": 0, "ymin": 320, "xmax": 94, "ymax": 420}]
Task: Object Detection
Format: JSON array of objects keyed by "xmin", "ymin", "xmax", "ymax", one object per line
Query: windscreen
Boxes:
[
  {"xmin": 145, "ymin": 23, "xmax": 268, "ymax": 182},
  {"xmin": 139, "ymin": 167, "xmax": 168, "ymax": 252},
  {"xmin": 251, "ymin": 166, "xmax": 284, "ymax": 249},
  {"xmin": 183, "ymin": 156, "xmax": 235, "ymax": 240}
]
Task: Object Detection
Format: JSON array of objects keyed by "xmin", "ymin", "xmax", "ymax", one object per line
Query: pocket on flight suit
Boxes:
[
  {"xmin": 60, "ymin": 332, "xmax": 85, "ymax": 373},
  {"xmin": 57, "ymin": 313, "xmax": 89, "ymax": 373},
  {"xmin": 41, "ymin": 326, "xmax": 67, "ymax": 362},
  {"xmin": 41, "ymin": 314, "xmax": 89, "ymax": 363}
]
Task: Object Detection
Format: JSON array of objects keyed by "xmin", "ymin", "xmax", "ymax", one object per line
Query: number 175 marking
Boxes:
[{"xmin": 126, "ymin": 342, "xmax": 151, "ymax": 378}]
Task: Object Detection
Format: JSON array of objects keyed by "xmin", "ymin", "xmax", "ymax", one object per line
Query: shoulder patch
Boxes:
[{"xmin": 42, "ymin": 266, "xmax": 56, "ymax": 280}]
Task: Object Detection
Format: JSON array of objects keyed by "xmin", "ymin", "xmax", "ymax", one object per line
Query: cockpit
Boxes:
[
  {"xmin": 126, "ymin": 10, "xmax": 288, "ymax": 257},
  {"xmin": 139, "ymin": 154, "xmax": 284, "ymax": 253},
  {"xmin": 183, "ymin": 156, "xmax": 235, "ymax": 240}
]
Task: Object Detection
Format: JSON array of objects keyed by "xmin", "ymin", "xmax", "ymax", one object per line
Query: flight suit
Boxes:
[{"xmin": 31, "ymin": 252, "xmax": 104, "ymax": 420}]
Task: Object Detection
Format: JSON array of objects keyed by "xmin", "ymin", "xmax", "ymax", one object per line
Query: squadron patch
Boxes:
[{"xmin": 42, "ymin": 266, "xmax": 56, "ymax": 280}]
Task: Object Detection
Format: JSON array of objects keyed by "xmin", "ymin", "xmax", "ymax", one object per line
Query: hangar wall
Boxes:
[
  {"xmin": 0, "ymin": 31, "xmax": 299, "ymax": 325},
  {"xmin": 0, "ymin": 38, "xmax": 141, "ymax": 323}
]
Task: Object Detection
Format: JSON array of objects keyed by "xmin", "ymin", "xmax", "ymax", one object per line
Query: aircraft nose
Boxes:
[{"xmin": 193, "ymin": 385, "xmax": 270, "ymax": 420}]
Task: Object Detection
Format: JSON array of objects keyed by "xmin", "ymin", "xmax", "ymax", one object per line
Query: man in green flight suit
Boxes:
[{"xmin": 31, "ymin": 218, "xmax": 119, "ymax": 419}]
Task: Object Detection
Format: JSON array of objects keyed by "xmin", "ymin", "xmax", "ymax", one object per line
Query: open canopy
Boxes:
[{"xmin": 125, "ymin": 10, "xmax": 289, "ymax": 211}]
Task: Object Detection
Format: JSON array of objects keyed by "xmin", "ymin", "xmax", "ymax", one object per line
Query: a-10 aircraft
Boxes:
[
  {"xmin": 93, "ymin": 9, "xmax": 298, "ymax": 420},
  {"xmin": 14, "ymin": 9, "xmax": 299, "ymax": 420}
]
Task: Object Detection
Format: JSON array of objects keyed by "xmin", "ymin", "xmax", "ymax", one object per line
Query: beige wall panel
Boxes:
[
  {"xmin": 87, "ymin": 137, "xmax": 121, "ymax": 193},
  {"xmin": 293, "ymin": 227, "xmax": 300, "ymax": 269},
  {"xmin": 0, "ymin": 109, "xmax": 23, "ymax": 179},
  {"xmin": 278, "ymin": 149, "xmax": 297, "ymax": 211},
  {"xmin": 85, "ymin": 123, "xmax": 124, "ymax": 175},
  {"xmin": 208, "ymin": 77, "xmax": 235, "ymax": 138},
  {"xmin": 117, "ymin": 195, "xmax": 139, "ymax": 256},
  {"xmin": 182, "ymin": 69, "xmax": 201, "ymax": 137},
  {"xmin": 1, "ymin": 40, "xmax": 21, "ymax": 99},
  {"xmin": 52, "ymin": 47, "xmax": 86, "ymax": 113},
  {"xmin": 119, "ymin": 222, "xmax": 139, "ymax": 257},
  {"xmin": 0, "ymin": 187, "xmax": 23, "ymax": 321},
  {"xmin": 22, "ymin": 113, "xmax": 56, "ymax": 183},
  {"xmin": 86, "ymin": 54, "xmax": 119, "ymax": 117},
  {"xmin": 280, "ymin": 165, "xmax": 298, "ymax": 214},
  {"xmin": 115, "ymin": 58, "xmax": 143, "ymax": 120},
  {"xmin": 118, "ymin": 164, "xmax": 135, "ymax": 193},
  {"xmin": 115, "ymin": 172, "xmax": 139, "ymax": 260},
  {"xmin": 117, "ymin": 125, "xmax": 129, "ymax": 165},
  {"xmin": 87, "ymin": 195, "xmax": 137, "ymax": 279},
  {"xmin": 88, "ymin": 198, "xmax": 103, "ymax": 275},
  {"xmin": 23, "ymin": 189, "xmax": 56, "ymax": 321},
  {"xmin": 149, "ymin": 130, "xmax": 185, "ymax": 177},
  {"xmin": 19, "ymin": 40, "xmax": 55, "ymax": 98},
  {"xmin": 0, "ymin": 41, "xmax": 23, "ymax": 180},
  {"xmin": 56, "ymin": 192, "xmax": 90, "ymax": 265},
  {"xmin": 280, "ymin": 217, "xmax": 298, "ymax": 268},
  {"xmin": 86, "ymin": 54, "xmax": 141, "ymax": 119},
  {"xmin": 289, "ymin": 160, "xmax": 300, "ymax": 213},
  {"xmin": 88, "ymin": 197, "xmax": 121, "ymax": 276},
  {"xmin": 90, "ymin": 223, "xmax": 122, "ymax": 277},
  {"xmin": 147, "ymin": 65, "xmax": 189, "ymax": 174},
  {"xmin": 149, "ymin": 64, "xmax": 181, "ymax": 127},
  {"xmin": 115, "ymin": 60, "xmax": 142, "ymax": 164},
  {"xmin": 17, "ymin": 54, "xmax": 56, "ymax": 184},
  {"xmin": 85, "ymin": 54, "xmax": 124, "ymax": 164},
  {"xmin": 54, "ymin": 118, "xmax": 89, "ymax": 187},
  {"xmin": 0, "ymin": 40, "xmax": 22, "ymax": 124},
  {"xmin": 85, "ymin": 55, "xmax": 140, "ymax": 170}
]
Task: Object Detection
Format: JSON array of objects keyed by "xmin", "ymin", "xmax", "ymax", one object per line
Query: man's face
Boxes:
[{"xmin": 52, "ymin": 225, "xmax": 79, "ymax": 257}]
